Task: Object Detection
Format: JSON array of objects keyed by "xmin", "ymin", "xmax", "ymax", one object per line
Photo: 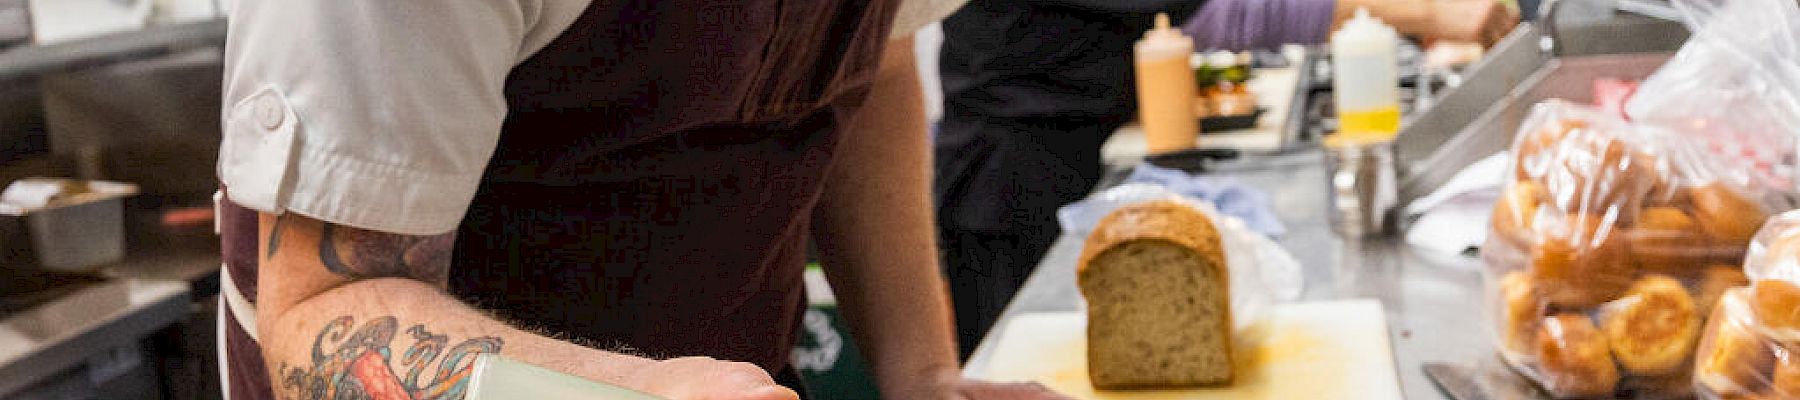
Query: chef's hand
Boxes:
[
  {"xmin": 626, "ymin": 357, "xmax": 800, "ymax": 400},
  {"xmin": 1425, "ymin": 0, "xmax": 1519, "ymax": 47},
  {"xmin": 939, "ymin": 378, "xmax": 1073, "ymax": 400}
]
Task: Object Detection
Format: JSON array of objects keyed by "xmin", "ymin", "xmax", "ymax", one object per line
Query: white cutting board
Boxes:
[{"xmin": 975, "ymin": 300, "xmax": 1402, "ymax": 400}]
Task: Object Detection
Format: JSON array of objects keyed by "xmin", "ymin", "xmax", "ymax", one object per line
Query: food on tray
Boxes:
[
  {"xmin": 1601, "ymin": 275, "xmax": 1701, "ymax": 376},
  {"xmin": 1191, "ymin": 52, "xmax": 1258, "ymax": 120},
  {"xmin": 1079, "ymin": 200, "xmax": 1232, "ymax": 388},
  {"xmin": 1536, "ymin": 314, "xmax": 1621, "ymax": 398}
]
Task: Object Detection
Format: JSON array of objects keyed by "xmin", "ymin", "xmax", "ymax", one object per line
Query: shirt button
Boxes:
[{"xmin": 255, "ymin": 95, "xmax": 284, "ymax": 130}]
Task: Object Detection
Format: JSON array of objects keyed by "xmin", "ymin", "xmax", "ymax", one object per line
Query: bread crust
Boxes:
[{"xmin": 1078, "ymin": 200, "xmax": 1225, "ymax": 277}]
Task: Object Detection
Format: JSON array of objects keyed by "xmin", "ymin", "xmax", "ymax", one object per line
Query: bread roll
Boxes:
[
  {"xmin": 1696, "ymin": 289, "xmax": 1775, "ymax": 396},
  {"xmin": 1630, "ymin": 207, "xmax": 1715, "ymax": 278},
  {"xmin": 1079, "ymin": 201, "xmax": 1231, "ymax": 388},
  {"xmin": 1532, "ymin": 215, "xmax": 1635, "ymax": 308},
  {"xmin": 1500, "ymin": 271, "xmax": 1545, "ymax": 355},
  {"xmin": 1688, "ymin": 184, "xmax": 1768, "ymax": 245},
  {"xmin": 1752, "ymin": 280, "xmax": 1800, "ymax": 339},
  {"xmin": 1774, "ymin": 355, "xmax": 1800, "ymax": 398},
  {"xmin": 1493, "ymin": 181, "xmax": 1547, "ymax": 249},
  {"xmin": 1699, "ymin": 266, "xmax": 1752, "ymax": 317},
  {"xmin": 1538, "ymin": 136, "xmax": 1658, "ymax": 224},
  {"xmin": 1602, "ymin": 275, "xmax": 1701, "ymax": 376},
  {"xmin": 1536, "ymin": 314, "xmax": 1620, "ymax": 398},
  {"xmin": 1515, "ymin": 118, "xmax": 1586, "ymax": 181}
]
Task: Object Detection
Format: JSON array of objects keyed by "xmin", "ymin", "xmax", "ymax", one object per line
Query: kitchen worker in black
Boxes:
[
  {"xmin": 214, "ymin": 0, "xmax": 1070, "ymax": 399},
  {"xmin": 935, "ymin": 0, "xmax": 1518, "ymax": 357}
]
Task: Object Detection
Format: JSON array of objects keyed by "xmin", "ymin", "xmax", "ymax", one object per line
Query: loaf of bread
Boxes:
[{"xmin": 1078, "ymin": 201, "xmax": 1231, "ymax": 388}]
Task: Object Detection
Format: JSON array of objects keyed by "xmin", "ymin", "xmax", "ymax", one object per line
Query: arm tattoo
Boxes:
[
  {"xmin": 279, "ymin": 316, "xmax": 503, "ymax": 400},
  {"xmin": 318, "ymin": 224, "xmax": 456, "ymax": 281},
  {"xmin": 268, "ymin": 214, "xmax": 288, "ymax": 260}
]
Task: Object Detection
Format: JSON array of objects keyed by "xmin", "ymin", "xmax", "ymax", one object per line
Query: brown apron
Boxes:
[{"xmin": 220, "ymin": 0, "xmax": 900, "ymax": 397}]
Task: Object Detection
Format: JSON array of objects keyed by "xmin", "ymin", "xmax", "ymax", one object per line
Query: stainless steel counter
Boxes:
[
  {"xmin": 963, "ymin": 150, "xmax": 1491, "ymax": 400},
  {"xmin": 0, "ymin": 278, "xmax": 190, "ymax": 396}
]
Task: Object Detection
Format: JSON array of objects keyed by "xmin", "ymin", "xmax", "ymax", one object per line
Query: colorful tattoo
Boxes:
[
  {"xmin": 318, "ymin": 224, "xmax": 456, "ymax": 281},
  {"xmin": 279, "ymin": 316, "xmax": 503, "ymax": 400}
]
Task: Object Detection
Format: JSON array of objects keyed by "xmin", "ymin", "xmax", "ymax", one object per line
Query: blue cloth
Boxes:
[{"xmin": 1126, "ymin": 163, "xmax": 1287, "ymax": 236}]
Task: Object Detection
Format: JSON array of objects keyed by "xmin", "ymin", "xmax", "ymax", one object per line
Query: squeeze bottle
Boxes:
[
  {"xmin": 1135, "ymin": 13, "xmax": 1199, "ymax": 154},
  {"xmin": 1330, "ymin": 8, "xmax": 1401, "ymax": 145}
]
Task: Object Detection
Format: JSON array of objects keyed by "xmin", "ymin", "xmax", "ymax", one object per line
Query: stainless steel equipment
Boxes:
[
  {"xmin": 1326, "ymin": 140, "xmax": 1399, "ymax": 236},
  {"xmin": 1393, "ymin": 0, "xmax": 1690, "ymax": 210}
]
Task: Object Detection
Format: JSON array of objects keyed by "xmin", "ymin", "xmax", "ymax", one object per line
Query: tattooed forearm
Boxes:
[
  {"xmin": 279, "ymin": 316, "xmax": 503, "ymax": 400},
  {"xmin": 317, "ymin": 224, "xmax": 456, "ymax": 281}
]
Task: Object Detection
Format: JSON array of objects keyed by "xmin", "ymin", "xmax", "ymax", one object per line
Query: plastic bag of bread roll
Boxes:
[
  {"xmin": 1058, "ymin": 183, "xmax": 1303, "ymax": 331},
  {"xmin": 1694, "ymin": 210, "xmax": 1800, "ymax": 399},
  {"xmin": 1485, "ymin": 101, "xmax": 1779, "ymax": 399}
]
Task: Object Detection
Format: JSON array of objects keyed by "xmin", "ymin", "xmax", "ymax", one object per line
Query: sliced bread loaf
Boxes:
[{"xmin": 1078, "ymin": 200, "xmax": 1232, "ymax": 389}]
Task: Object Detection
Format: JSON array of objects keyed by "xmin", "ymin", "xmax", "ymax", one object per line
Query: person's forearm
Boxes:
[
  {"xmin": 258, "ymin": 278, "xmax": 653, "ymax": 399},
  {"xmin": 812, "ymin": 36, "xmax": 961, "ymax": 399},
  {"xmin": 1333, "ymin": 0, "xmax": 1433, "ymax": 36}
]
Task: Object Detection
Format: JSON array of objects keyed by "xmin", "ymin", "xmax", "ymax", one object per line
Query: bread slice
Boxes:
[{"xmin": 1078, "ymin": 200, "xmax": 1231, "ymax": 389}]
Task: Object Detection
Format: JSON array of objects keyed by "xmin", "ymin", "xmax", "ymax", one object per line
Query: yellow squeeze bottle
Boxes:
[
  {"xmin": 1134, "ymin": 13, "xmax": 1199, "ymax": 154},
  {"xmin": 1329, "ymin": 8, "xmax": 1401, "ymax": 145}
]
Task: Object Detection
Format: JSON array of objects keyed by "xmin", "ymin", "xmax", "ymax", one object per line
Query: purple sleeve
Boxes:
[{"xmin": 1181, "ymin": 0, "xmax": 1338, "ymax": 51}]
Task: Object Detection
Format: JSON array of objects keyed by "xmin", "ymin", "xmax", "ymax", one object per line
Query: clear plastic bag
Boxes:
[
  {"xmin": 1059, "ymin": 183, "xmax": 1304, "ymax": 331},
  {"xmin": 1627, "ymin": 0, "xmax": 1800, "ymax": 197},
  {"xmin": 1693, "ymin": 210, "xmax": 1800, "ymax": 399},
  {"xmin": 1486, "ymin": 101, "xmax": 1776, "ymax": 398}
]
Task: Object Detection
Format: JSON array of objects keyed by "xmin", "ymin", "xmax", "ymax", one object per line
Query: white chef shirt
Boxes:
[{"xmin": 219, "ymin": 0, "xmax": 965, "ymax": 236}]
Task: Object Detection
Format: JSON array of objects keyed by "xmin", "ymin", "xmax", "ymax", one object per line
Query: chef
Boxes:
[{"xmin": 213, "ymin": 1, "xmax": 1064, "ymax": 399}]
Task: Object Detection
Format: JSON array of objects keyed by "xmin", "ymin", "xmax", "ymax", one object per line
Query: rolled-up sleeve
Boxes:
[
  {"xmin": 1182, "ymin": 0, "xmax": 1337, "ymax": 51},
  {"xmin": 218, "ymin": 1, "xmax": 583, "ymax": 235}
]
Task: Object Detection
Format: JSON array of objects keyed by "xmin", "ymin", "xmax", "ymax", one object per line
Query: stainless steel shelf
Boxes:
[{"xmin": 0, "ymin": 18, "xmax": 225, "ymax": 81}]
